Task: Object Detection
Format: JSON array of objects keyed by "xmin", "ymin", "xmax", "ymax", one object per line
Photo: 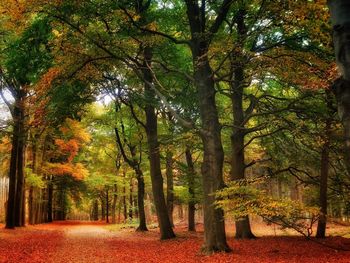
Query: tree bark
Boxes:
[
  {"xmin": 47, "ymin": 177, "xmax": 53, "ymax": 222},
  {"xmin": 106, "ymin": 187, "xmax": 109, "ymax": 223},
  {"xmin": 135, "ymin": 168, "xmax": 148, "ymax": 231},
  {"xmin": 166, "ymin": 151, "xmax": 174, "ymax": 226},
  {"xmin": 229, "ymin": 7, "xmax": 255, "ymax": 240},
  {"xmin": 93, "ymin": 199, "xmax": 99, "ymax": 221},
  {"xmin": 6, "ymin": 90, "xmax": 26, "ymax": 228},
  {"xmin": 184, "ymin": 0, "xmax": 232, "ymax": 253},
  {"xmin": 128, "ymin": 180, "xmax": 133, "ymax": 220},
  {"xmin": 112, "ymin": 184, "xmax": 117, "ymax": 224},
  {"xmin": 143, "ymin": 46, "xmax": 175, "ymax": 239},
  {"xmin": 185, "ymin": 147, "xmax": 196, "ymax": 232},
  {"xmin": 316, "ymin": 94, "xmax": 333, "ymax": 238},
  {"xmin": 328, "ymin": 0, "xmax": 350, "ymax": 174}
]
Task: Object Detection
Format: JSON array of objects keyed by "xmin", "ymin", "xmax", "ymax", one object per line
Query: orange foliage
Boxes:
[{"xmin": 44, "ymin": 162, "xmax": 88, "ymax": 180}]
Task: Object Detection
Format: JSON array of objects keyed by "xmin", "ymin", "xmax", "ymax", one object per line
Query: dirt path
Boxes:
[{"xmin": 0, "ymin": 221, "xmax": 350, "ymax": 263}]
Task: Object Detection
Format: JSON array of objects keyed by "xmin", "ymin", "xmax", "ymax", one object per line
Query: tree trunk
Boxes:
[
  {"xmin": 143, "ymin": 46, "xmax": 175, "ymax": 239},
  {"xmin": 166, "ymin": 151, "xmax": 174, "ymax": 226},
  {"xmin": 93, "ymin": 199, "xmax": 99, "ymax": 221},
  {"xmin": 184, "ymin": 0, "xmax": 232, "ymax": 252},
  {"xmin": 14, "ymin": 94, "xmax": 26, "ymax": 227},
  {"xmin": 111, "ymin": 184, "xmax": 117, "ymax": 224},
  {"xmin": 328, "ymin": 0, "xmax": 350, "ymax": 174},
  {"xmin": 123, "ymin": 184, "xmax": 127, "ymax": 222},
  {"xmin": 101, "ymin": 195, "xmax": 106, "ymax": 221},
  {"xmin": 106, "ymin": 187, "xmax": 109, "ymax": 223},
  {"xmin": 191, "ymin": 48, "xmax": 230, "ymax": 253},
  {"xmin": 316, "ymin": 95, "xmax": 333, "ymax": 238},
  {"xmin": 136, "ymin": 168, "xmax": 148, "ymax": 231},
  {"xmin": 6, "ymin": 92, "xmax": 26, "ymax": 229},
  {"xmin": 128, "ymin": 180, "xmax": 133, "ymax": 220},
  {"xmin": 229, "ymin": 7, "xmax": 255, "ymax": 240},
  {"xmin": 185, "ymin": 147, "xmax": 196, "ymax": 232},
  {"xmin": 47, "ymin": 177, "xmax": 53, "ymax": 222}
]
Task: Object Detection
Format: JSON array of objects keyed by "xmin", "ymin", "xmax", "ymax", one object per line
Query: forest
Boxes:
[{"xmin": 0, "ymin": 0, "xmax": 350, "ymax": 262}]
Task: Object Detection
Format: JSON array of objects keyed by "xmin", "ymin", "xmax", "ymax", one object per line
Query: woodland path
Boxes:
[{"xmin": 0, "ymin": 221, "xmax": 350, "ymax": 263}]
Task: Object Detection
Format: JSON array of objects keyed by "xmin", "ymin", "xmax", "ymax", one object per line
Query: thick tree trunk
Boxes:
[
  {"xmin": 185, "ymin": 147, "xmax": 196, "ymax": 231},
  {"xmin": 6, "ymin": 115, "xmax": 19, "ymax": 229},
  {"xmin": 166, "ymin": 151, "xmax": 174, "ymax": 226},
  {"xmin": 184, "ymin": 0, "xmax": 232, "ymax": 252},
  {"xmin": 14, "ymin": 95, "xmax": 26, "ymax": 227},
  {"xmin": 192, "ymin": 49, "xmax": 230, "ymax": 253},
  {"xmin": 328, "ymin": 0, "xmax": 350, "ymax": 174},
  {"xmin": 143, "ymin": 46, "xmax": 175, "ymax": 239},
  {"xmin": 6, "ymin": 91, "xmax": 27, "ymax": 229}
]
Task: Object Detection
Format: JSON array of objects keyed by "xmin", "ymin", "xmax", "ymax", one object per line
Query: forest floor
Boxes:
[{"xmin": 0, "ymin": 220, "xmax": 350, "ymax": 263}]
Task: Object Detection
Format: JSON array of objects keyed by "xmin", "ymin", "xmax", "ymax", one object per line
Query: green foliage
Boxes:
[
  {"xmin": 25, "ymin": 168, "xmax": 45, "ymax": 188},
  {"xmin": 4, "ymin": 16, "xmax": 53, "ymax": 85},
  {"xmin": 216, "ymin": 181, "xmax": 320, "ymax": 236}
]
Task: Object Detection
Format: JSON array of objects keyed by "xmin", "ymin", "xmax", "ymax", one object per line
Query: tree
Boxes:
[{"xmin": 328, "ymin": 0, "xmax": 350, "ymax": 175}]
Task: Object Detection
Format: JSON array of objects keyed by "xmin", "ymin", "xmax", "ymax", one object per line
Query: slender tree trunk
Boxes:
[
  {"xmin": 101, "ymin": 195, "xmax": 105, "ymax": 221},
  {"xmin": 230, "ymin": 86, "xmax": 255, "ymax": 239},
  {"xmin": 166, "ymin": 151, "xmax": 174, "ymax": 226},
  {"xmin": 123, "ymin": 185, "xmax": 127, "ymax": 222},
  {"xmin": 316, "ymin": 94, "xmax": 333, "ymax": 238},
  {"xmin": 143, "ymin": 46, "xmax": 175, "ymax": 239},
  {"xmin": 112, "ymin": 184, "xmax": 117, "ymax": 224},
  {"xmin": 128, "ymin": 180, "xmax": 133, "ymax": 220},
  {"xmin": 47, "ymin": 179, "xmax": 53, "ymax": 222},
  {"xmin": 136, "ymin": 168, "xmax": 148, "ymax": 231},
  {"xmin": 229, "ymin": 7, "xmax": 255, "ymax": 239},
  {"xmin": 185, "ymin": 147, "xmax": 196, "ymax": 231},
  {"xmin": 106, "ymin": 187, "xmax": 109, "ymax": 223},
  {"xmin": 93, "ymin": 199, "xmax": 99, "ymax": 221},
  {"xmin": 28, "ymin": 186, "xmax": 34, "ymax": 224},
  {"xmin": 14, "ymin": 94, "xmax": 26, "ymax": 227}
]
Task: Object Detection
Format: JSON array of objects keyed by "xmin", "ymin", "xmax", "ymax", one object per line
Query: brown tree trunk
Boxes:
[
  {"xmin": 185, "ymin": 147, "xmax": 196, "ymax": 232},
  {"xmin": 111, "ymin": 184, "xmax": 117, "ymax": 224},
  {"xmin": 143, "ymin": 46, "xmax": 175, "ymax": 239},
  {"xmin": 328, "ymin": 0, "xmax": 350, "ymax": 174},
  {"xmin": 316, "ymin": 94, "xmax": 333, "ymax": 238},
  {"xmin": 123, "ymin": 184, "xmax": 127, "ymax": 222},
  {"xmin": 136, "ymin": 168, "xmax": 148, "ymax": 231},
  {"xmin": 14, "ymin": 94, "xmax": 26, "ymax": 227},
  {"xmin": 93, "ymin": 199, "xmax": 99, "ymax": 221},
  {"xmin": 192, "ymin": 50, "xmax": 230, "ymax": 252},
  {"xmin": 128, "ymin": 181, "xmax": 133, "ymax": 220},
  {"xmin": 166, "ymin": 151, "xmax": 174, "ymax": 226},
  {"xmin": 47, "ymin": 177, "xmax": 53, "ymax": 222},
  {"xmin": 184, "ymin": 0, "xmax": 232, "ymax": 252},
  {"xmin": 6, "ymin": 91, "xmax": 27, "ymax": 229},
  {"xmin": 106, "ymin": 187, "xmax": 109, "ymax": 223},
  {"xmin": 101, "ymin": 195, "xmax": 106, "ymax": 221},
  {"xmin": 229, "ymin": 7, "xmax": 255, "ymax": 240}
]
